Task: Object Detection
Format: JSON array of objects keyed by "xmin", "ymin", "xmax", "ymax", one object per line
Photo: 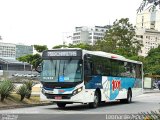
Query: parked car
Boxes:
[
  {"xmin": 12, "ymin": 73, "xmax": 24, "ymax": 77},
  {"xmin": 24, "ymin": 74, "xmax": 36, "ymax": 77}
]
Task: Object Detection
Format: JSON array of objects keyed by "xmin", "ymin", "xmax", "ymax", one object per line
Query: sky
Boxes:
[{"xmin": 0, "ymin": 0, "xmax": 142, "ymax": 49}]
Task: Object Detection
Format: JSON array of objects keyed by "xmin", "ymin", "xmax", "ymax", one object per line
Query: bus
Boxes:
[{"xmin": 40, "ymin": 48, "xmax": 143, "ymax": 108}]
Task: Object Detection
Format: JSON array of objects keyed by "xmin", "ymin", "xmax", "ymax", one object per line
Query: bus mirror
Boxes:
[{"xmin": 36, "ymin": 66, "xmax": 42, "ymax": 73}]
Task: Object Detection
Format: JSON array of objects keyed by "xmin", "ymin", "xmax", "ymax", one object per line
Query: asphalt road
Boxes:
[{"xmin": 0, "ymin": 92, "xmax": 160, "ymax": 120}]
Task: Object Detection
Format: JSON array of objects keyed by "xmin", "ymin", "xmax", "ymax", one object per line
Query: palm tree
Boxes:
[
  {"xmin": 0, "ymin": 80, "xmax": 15, "ymax": 101},
  {"xmin": 17, "ymin": 84, "xmax": 30, "ymax": 101},
  {"xmin": 24, "ymin": 81, "xmax": 33, "ymax": 99}
]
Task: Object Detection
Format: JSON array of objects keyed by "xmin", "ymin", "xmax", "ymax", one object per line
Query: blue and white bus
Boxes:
[{"xmin": 40, "ymin": 48, "xmax": 143, "ymax": 108}]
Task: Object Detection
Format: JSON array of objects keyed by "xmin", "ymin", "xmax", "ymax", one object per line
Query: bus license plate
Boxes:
[{"xmin": 55, "ymin": 96, "xmax": 62, "ymax": 100}]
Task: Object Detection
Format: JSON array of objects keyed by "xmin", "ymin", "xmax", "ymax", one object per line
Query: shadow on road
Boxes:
[{"xmin": 47, "ymin": 101, "xmax": 137, "ymax": 111}]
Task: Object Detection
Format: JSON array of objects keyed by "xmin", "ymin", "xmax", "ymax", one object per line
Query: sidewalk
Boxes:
[
  {"xmin": 0, "ymin": 102, "xmax": 52, "ymax": 110},
  {"xmin": 143, "ymin": 88, "xmax": 160, "ymax": 93}
]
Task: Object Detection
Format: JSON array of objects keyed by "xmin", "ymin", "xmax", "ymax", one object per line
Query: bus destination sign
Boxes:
[
  {"xmin": 42, "ymin": 50, "xmax": 82, "ymax": 59},
  {"xmin": 47, "ymin": 51, "xmax": 77, "ymax": 57}
]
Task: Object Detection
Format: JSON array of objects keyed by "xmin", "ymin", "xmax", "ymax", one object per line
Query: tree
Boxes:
[
  {"xmin": 17, "ymin": 45, "xmax": 48, "ymax": 73},
  {"xmin": 52, "ymin": 43, "xmax": 93, "ymax": 50},
  {"xmin": 34, "ymin": 45, "xmax": 48, "ymax": 53},
  {"xmin": 52, "ymin": 45, "xmax": 68, "ymax": 49},
  {"xmin": 0, "ymin": 80, "xmax": 15, "ymax": 101},
  {"xmin": 17, "ymin": 84, "xmax": 30, "ymax": 101},
  {"xmin": 24, "ymin": 81, "xmax": 33, "ymax": 99},
  {"xmin": 145, "ymin": 45, "xmax": 160, "ymax": 75},
  {"xmin": 95, "ymin": 18, "xmax": 142, "ymax": 58},
  {"xmin": 68, "ymin": 43, "xmax": 93, "ymax": 50}
]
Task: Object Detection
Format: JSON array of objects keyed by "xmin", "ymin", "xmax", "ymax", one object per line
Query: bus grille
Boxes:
[{"xmin": 45, "ymin": 93, "xmax": 72, "ymax": 99}]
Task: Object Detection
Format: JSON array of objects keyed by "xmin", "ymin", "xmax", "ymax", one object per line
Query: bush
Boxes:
[
  {"xmin": 0, "ymin": 80, "xmax": 15, "ymax": 102},
  {"xmin": 24, "ymin": 81, "xmax": 33, "ymax": 99},
  {"xmin": 17, "ymin": 84, "xmax": 30, "ymax": 101}
]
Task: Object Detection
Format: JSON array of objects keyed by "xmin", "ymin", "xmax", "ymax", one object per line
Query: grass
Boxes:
[{"xmin": 0, "ymin": 93, "xmax": 42, "ymax": 108}]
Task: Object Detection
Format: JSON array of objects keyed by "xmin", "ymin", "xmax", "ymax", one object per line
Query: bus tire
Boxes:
[
  {"xmin": 57, "ymin": 103, "xmax": 66, "ymax": 108},
  {"xmin": 89, "ymin": 91, "xmax": 99, "ymax": 108},
  {"xmin": 120, "ymin": 89, "xmax": 132, "ymax": 104},
  {"xmin": 127, "ymin": 89, "xmax": 132, "ymax": 103}
]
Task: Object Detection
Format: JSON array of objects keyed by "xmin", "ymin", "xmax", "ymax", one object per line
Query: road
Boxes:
[{"xmin": 0, "ymin": 92, "xmax": 160, "ymax": 120}]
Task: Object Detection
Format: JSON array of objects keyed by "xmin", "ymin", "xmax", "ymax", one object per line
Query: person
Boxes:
[
  {"xmin": 157, "ymin": 80, "xmax": 160, "ymax": 90},
  {"xmin": 153, "ymin": 80, "xmax": 158, "ymax": 89}
]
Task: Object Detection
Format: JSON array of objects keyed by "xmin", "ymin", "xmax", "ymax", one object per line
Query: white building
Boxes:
[
  {"xmin": 72, "ymin": 26, "xmax": 110, "ymax": 45},
  {"xmin": 136, "ymin": 6, "xmax": 160, "ymax": 56},
  {"xmin": 0, "ymin": 42, "xmax": 33, "ymax": 59},
  {"xmin": 136, "ymin": 29, "xmax": 160, "ymax": 57},
  {"xmin": 0, "ymin": 42, "xmax": 16, "ymax": 59},
  {"xmin": 136, "ymin": 6, "xmax": 160, "ymax": 31},
  {"xmin": 0, "ymin": 42, "xmax": 33, "ymax": 75}
]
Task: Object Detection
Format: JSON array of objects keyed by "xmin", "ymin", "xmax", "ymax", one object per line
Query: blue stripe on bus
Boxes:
[
  {"xmin": 108, "ymin": 76, "xmax": 136, "ymax": 100},
  {"xmin": 44, "ymin": 87, "xmax": 53, "ymax": 90},
  {"xmin": 85, "ymin": 76, "xmax": 136, "ymax": 100},
  {"xmin": 85, "ymin": 75, "xmax": 103, "ymax": 89}
]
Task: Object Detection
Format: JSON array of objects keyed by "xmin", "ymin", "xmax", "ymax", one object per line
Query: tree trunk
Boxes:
[
  {"xmin": 1, "ymin": 94, "xmax": 5, "ymax": 102},
  {"xmin": 26, "ymin": 94, "xmax": 31, "ymax": 99},
  {"xmin": 20, "ymin": 95, "xmax": 25, "ymax": 101}
]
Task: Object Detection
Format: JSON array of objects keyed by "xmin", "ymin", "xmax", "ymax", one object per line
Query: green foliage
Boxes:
[
  {"xmin": 95, "ymin": 18, "xmax": 142, "ymax": 57},
  {"xmin": 52, "ymin": 45, "xmax": 68, "ymax": 49},
  {"xmin": 17, "ymin": 44, "xmax": 48, "ymax": 73},
  {"xmin": 34, "ymin": 45, "xmax": 48, "ymax": 53},
  {"xmin": 145, "ymin": 45, "xmax": 160, "ymax": 75},
  {"xmin": 17, "ymin": 54, "xmax": 33, "ymax": 63},
  {"xmin": 52, "ymin": 43, "xmax": 93, "ymax": 50},
  {"xmin": 17, "ymin": 84, "xmax": 30, "ymax": 101},
  {"xmin": 24, "ymin": 81, "xmax": 33, "ymax": 90},
  {"xmin": 0, "ymin": 80, "xmax": 15, "ymax": 101},
  {"xmin": 18, "ymin": 53, "xmax": 42, "ymax": 73},
  {"xmin": 68, "ymin": 43, "xmax": 93, "ymax": 50},
  {"xmin": 24, "ymin": 81, "xmax": 33, "ymax": 99}
]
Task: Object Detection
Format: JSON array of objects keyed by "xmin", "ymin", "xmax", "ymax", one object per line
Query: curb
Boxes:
[{"xmin": 0, "ymin": 102, "xmax": 53, "ymax": 110}]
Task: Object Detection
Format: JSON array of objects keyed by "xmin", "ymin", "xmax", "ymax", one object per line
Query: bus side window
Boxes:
[{"xmin": 84, "ymin": 55, "xmax": 92, "ymax": 77}]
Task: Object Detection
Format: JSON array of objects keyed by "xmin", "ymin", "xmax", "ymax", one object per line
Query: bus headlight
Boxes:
[
  {"xmin": 72, "ymin": 87, "xmax": 83, "ymax": 95},
  {"xmin": 42, "ymin": 88, "xmax": 45, "ymax": 94}
]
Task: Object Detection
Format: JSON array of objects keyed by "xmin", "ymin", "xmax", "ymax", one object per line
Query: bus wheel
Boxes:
[
  {"xmin": 120, "ymin": 89, "xmax": 132, "ymax": 104},
  {"xmin": 89, "ymin": 91, "xmax": 99, "ymax": 108},
  {"xmin": 127, "ymin": 89, "xmax": 132, "ymax": 103},
  {"xmin": 57, "ymin": 103, "xmax": 66, "ymax": 108}
]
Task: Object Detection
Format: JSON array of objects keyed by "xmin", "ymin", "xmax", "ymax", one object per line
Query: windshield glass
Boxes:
[{"xmin": 41, "ymin": 59, "xmax": 82, "ymax": 82}]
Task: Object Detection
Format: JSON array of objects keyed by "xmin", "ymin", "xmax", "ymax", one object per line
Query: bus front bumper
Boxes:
[
  {"xmin": 44, "ymin": 93, "xmax": 84, "ymax": 103},
  {"xmin": 43, "ymin": 90, "xmax": 95, "ymax": 103}
]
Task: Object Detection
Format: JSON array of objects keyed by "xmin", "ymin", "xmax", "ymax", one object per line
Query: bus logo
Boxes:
[{"xmin": 112, "ymin": 80, "xmax": 121, "ymax": 91}]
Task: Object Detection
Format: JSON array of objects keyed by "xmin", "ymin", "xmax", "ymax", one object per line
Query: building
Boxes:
[
  {"xmin": 0, "ymin": 58, "xmax": 31, "ymax": 71},
  {"xmin": 136, "ymin": 7, "xmax": 160, "ymax": 31},
  {"xmin": 0, "ymin": 42, "xmax": 34, "ymax": 76},
  {"xmin": 136, "ymin": 6, "xmax": 160, "ymax": 56},
  {"xmin": 0, "ymin": 42, "xmax": 33, "ymax": 59},
  {"xmin": 16, "ymin": 44, "xmax": 33, "ymax": 58},
  {"xmin": 72, "ymin": 26, "xmax": 110, "ymax": 45},
  {"xmin": 0, "ymin": 42, "xmax": 16, "ymax": 59},
  {"xmin": 136, "ymin": 29, "xmax": 160, "ymax": 57}
]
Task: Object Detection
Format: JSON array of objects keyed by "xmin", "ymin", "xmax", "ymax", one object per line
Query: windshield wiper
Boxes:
[
  {"xmin": 54, "ymin": 60, "xmax": 57, "ymax": 76},
  {"xmin": 57, "ymin": 60, "xmax": 61, "ymax": 82},
  {"xmin": 62, "ymin": 61, "xmax": 65, "ymax": 75}
]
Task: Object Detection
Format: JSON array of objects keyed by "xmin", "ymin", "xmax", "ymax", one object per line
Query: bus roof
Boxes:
[
  {"xmin": 46, "ymin": 48, "xmax": 142, "ymax": 64},
  {"xmin": 83, "ymin": 50, "xmax": 142, "ymax": 64}
]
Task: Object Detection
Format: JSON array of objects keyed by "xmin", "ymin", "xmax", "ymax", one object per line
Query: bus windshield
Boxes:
[{"xmin": 41, "ymin": 59, "xmax": 82, "ymax": 82}]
